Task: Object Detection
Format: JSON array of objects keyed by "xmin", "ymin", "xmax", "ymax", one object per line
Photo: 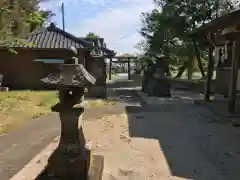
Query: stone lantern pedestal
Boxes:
[
  {"xmin": 40, "ymin": 63, "xmax": 104, "ymax": 180},
  {"xmin": 142, "ymin": 55, "xmax": 171, "ymax": 97}
]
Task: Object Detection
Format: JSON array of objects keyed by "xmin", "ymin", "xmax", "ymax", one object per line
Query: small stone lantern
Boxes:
[
  {"xmin": 39, "ymin": 49, "xmax": 104, "ymax": 179},
  {"xmin": 143, "ymin": 54, "xmax": 171, "ymax": 97}
]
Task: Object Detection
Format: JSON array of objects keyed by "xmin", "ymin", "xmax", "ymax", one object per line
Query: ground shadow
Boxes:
[
  {"xmin": 126, "ymin": 100, "xmax": 240, "ymax": 180},
  {"xmin": 169, "ymin": 78, "xmax": 216, "ymax": 94}
]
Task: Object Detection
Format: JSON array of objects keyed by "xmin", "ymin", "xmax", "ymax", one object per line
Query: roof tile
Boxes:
[{"xmin": 20, "ymin": 23, "xmax": 92, "ymax": 49}]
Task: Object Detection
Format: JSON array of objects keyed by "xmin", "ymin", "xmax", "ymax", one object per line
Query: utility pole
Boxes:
[{"xmin": 61, "ymin": 2, "xmax": 65, "ymax": 31}]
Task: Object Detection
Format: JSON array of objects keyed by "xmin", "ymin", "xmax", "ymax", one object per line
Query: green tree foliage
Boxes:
[
  {"xmin": 138, "ymin": 0, "xmax": 239, "ymax": 79},
  {"xmin": 135, "ymin": 40, "xmax": 149, "ymax": 53},
  {"xmin": 86, "ymin": 32, "xmax": 99, "ymax": 38},
  {"xmin": 27, "ymin": 10, "xmax": 54, "ymax": 32},
  {"xmin": 0, "ymin": 0, "xmax": 53, "ymax": 47}
]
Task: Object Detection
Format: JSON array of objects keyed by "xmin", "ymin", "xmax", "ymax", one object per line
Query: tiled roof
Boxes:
[
  {"xmin": 80, "ymin": 37, "xmax": 102, "ymax": 55},
  {"xmin": 192, "ymin": 9, "xmax": 240, "ymax": 35},
  {"xmin": 102, "ymin": 47, "xmax": 116, "ymax": 56},
  {"xmin": 1, "ymin": 23, "xmax": 116, "ymax": 58},
  {"xmin": 79, "ymin": 37, "xmax": 102, "ymax": 47},
  {"xmin": 79, "ymin": 37, "xmax": 116, "ymax": 57},
  {"xmin": 13, "ymin": 23, "xmax": 93, "ymax": 49}
]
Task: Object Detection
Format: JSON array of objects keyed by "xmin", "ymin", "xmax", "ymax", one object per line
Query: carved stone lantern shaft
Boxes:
[
  {"xmin": 40, "ymin": 55, "xmax": 96, "ymax": 179},
  {"xmin": 57, "ymin": 89, "xmax": 84, "ymax": 145}
]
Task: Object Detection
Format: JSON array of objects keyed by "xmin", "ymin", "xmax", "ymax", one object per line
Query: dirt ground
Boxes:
[
  {"xmin": 83, "ymin": 98, "xmax": 240, "ymax": 180},
  {"xmin": 83, "ymin": 113, "xmax": 171, "ymax": 180}
]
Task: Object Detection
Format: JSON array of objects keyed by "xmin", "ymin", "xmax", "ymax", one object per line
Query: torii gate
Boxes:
[{"xmin": 108, "ymin": 53, "xmax": 137, "ymax": 80}]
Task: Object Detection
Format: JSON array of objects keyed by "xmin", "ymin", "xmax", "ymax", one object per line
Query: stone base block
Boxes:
[
  {"xmin": 145, "ymin": 78, "xmax": 171, "ymax": 97},
  {"xmin": 45, "ymin": 148, "xmax": 90, "ymax": 179},
  {"xmin": 36, "ymin": 152, "xmax": 104, "ymax": 180},
  {"xmin": 10, "ymin": 137, "xmax": 104, "ymax": 180},
  {"xmin": 88, "ymin": 154, "xmax": 104, "ymax": 180},
  {"xmin": 86, "ymin": 86, "xmax": 106, "ymax": 98}
]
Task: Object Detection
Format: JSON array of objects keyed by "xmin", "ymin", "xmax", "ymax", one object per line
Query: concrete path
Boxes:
[{"xmin": 0, "ymin": 113, "xmax": 59, "ymax": 180}]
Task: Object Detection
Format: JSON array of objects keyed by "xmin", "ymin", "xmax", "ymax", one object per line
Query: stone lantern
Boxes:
[
  {"xmin": 143, "ymin": 54, "xmax": 171, "ymax": 97},
  {"xmin": 39, "ymin": 48, "xmax": 104, "ymax": 179}
]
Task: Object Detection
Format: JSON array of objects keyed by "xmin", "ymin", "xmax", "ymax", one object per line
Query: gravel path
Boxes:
[{"xmin": 82, "ymin": 91, "xmax": 240, "ymax": 180}]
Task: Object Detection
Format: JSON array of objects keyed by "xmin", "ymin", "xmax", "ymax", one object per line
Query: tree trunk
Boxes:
[
  {"xmin": 165, "ymin": 51, "xmax": 171, "ymax": 77},
  {"xmin": 175, "ymin": 61, "xmax": 188, "ymax": 78},
  {"xmin": 193, "ymin": 40, "xmax": 206, "ymax": 77},
  {"xmin": 187, "ymin": 55, "xmax": 194, "ymax": 80},
  {"xmin": 166, "ymin": 67, "xmax": 171, "ymax": 77}
]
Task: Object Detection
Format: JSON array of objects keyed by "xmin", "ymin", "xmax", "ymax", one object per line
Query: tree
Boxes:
[
  {"xmin": 86, "ymin": 32, "xmax": 99, "ymax": 38},
  {"xmin": 27, "ymin": 10, "xmax": 54, "ymax": 32},
  {"xmin": 0, "ymin": 0, "xmax": 53, "ymax": 48},
  {"xmin": 134, "ymin": 40, "xmax": 149, "ymax": 53},
  {"xmin": 139, "ymin": 0, "xmax": 239, "ymax": 79}
]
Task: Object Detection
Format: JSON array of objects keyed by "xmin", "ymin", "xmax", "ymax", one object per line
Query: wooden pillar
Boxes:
[
  {"xmin": 128, "ymin": 58, "xmax": 131, "ymax": 80},
  {"xmin": 109, "ymin": 57, "xmax": 112, "ymax": 80},
  {"xmin": 228, "ymin": 40, "xmax": 239, "ymax": 113},
  {"xmin": 204, "ymin": 46, "xmax": 214, "ymax": 101}
]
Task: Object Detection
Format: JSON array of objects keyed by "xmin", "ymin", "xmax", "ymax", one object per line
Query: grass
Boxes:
[
  {"xmin": 0, "ymin": 90, "xmax": 117, "ymax": 135},
  {"xmin": 0, "ymin": 90, "xmax": 58, "ymax": 135}
]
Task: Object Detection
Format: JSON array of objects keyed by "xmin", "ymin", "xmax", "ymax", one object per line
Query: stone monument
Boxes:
[
  {"xmin": 142, "ymin": 61, "xmax": 154, "ymax": 92},
  {"xmin": 142, "ymin": 55, "xmax": 171, "ymax": 97},
  {"xmin": 39, "ymin": 50, "xmax": 104, "ymax": 179}
]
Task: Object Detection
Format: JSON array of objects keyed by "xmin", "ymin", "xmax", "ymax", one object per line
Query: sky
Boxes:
[{"xmin": 40, "ymin": 0, "xmax": 155, "ymax": 55}]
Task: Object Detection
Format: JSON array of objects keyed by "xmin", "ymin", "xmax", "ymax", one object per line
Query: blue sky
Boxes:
[{"xmin": 40, "ymin": 0, "xmax": 154, "ymax": 54}]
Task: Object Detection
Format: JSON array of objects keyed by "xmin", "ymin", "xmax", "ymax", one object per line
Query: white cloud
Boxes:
[
  {"xmin": 70, "ymin": 0, "xmax": 154, "ymax": 54},
  {"xmin": 40, "ymin": 0, "xmax": 113, "ymax": 10}
]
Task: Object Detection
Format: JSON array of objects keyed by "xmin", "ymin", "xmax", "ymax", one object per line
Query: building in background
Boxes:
[{"xmin": 0, "ymin": 23, "xmax": 115, "ymax": 98}]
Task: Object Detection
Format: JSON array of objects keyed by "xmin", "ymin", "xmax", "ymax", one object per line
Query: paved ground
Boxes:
[{"xmin": 0, "ymin": 73, "xmax": 140, "ymax": 180}]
